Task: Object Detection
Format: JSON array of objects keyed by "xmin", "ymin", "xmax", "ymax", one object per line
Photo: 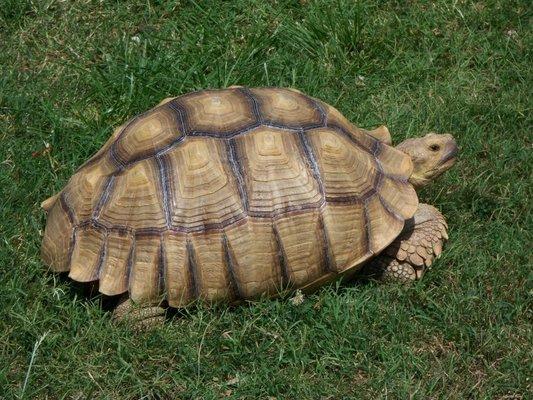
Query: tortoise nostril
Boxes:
[{"xmin": 429, "ymin": 144, "xmax": 440, "ymax": 152}]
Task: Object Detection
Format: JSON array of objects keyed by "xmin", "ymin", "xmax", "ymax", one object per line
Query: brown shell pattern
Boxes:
[{"xmin": 41, "ymin": 87, "xmax": 418, "ymax": 306}]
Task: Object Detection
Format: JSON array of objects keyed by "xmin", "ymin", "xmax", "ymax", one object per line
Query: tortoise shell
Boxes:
[{"xmin": 41, "ymin": 87, "xmax": 418, "ymax": 306}]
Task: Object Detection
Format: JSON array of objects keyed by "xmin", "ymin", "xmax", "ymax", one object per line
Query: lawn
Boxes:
[{"xmin": 0, "ymin": 0, "xmax": 531, "ymax": 398}]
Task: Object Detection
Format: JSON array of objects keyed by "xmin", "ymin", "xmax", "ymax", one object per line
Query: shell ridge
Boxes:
[
  {"xmin": 155, "ymin": 154, "xmax": 173, "ymax": 229},
  {"xmin": 91, "ymin": 175, "xmax": 116, "ymax": 220},
  {"xmin": 296, "ymin": 130, "xmax": 325, "ymax": 198},
  {"xmin": 371, "ymin": 139, "xmax": 382, "ymax": 157},
  {"xmin": 237, "ymin": 87, "xmax": 263, "ymax": 124},
  {"xmin": 318, "ymin": 211, "xmax": 335, "ymax": 273},
  {"xmin": 126, "ymin": 235, "xmax": 136, "ymax": 294},
  {"xmin": 186, "ymin": 123, "xmax": 261, "ymax": 139},
  {"xmin": 225, "ymin": 138, "xmax": 249, "ymax": 212},
  {"xmin": 272, "ymin": 223, "xmax": 291, "ymax": 289},
  {"xmin": 362, "ymin": 200, "xmax": 373, "ymax": 255},
  {"xmin": 377, "ymin": 193, "xmax": 404, "ymax": 222},
  {"xmin": 56, "ymin": 193, "xmax": 77, "ymax": 272},
  {"xmin": 59, "ymin": 192, "xmax": 76, "ymax": 224},
  {"xmin": 186, "ymin": 239, "xmax": 201, "ymax": 300},
  {"xmin": 222, "ymin": 233, "xmax": 243, "ymax": 300},
  {"xmin": 96, "ymin": 232, "xmax": 109, "ymax": 280},
  {"xmin": 304, "ymin": 96, "xmax": 328, "ymax": 127},
  {"xmin": 158, "ymin": 239, "xmax": 166, "ymax": 298},
  {"xmin": 65, "ymin": 227, "xmax": 77, "ymax": 272},
  {"xmin": 167, "ymin": 100, "xmax": 188, "ymax": 134}
]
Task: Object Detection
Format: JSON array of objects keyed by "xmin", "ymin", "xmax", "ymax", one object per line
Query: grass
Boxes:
[{"xmin": 0, "ymin": 0, "xmax": 531, "ymax": 398}]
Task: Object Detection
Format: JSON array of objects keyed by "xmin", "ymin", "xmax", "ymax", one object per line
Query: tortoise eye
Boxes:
[{"xmin": 429, "ymin": 144, "xmax": 440, "ymax": 152}]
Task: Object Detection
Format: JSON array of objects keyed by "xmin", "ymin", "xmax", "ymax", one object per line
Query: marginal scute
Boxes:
[
  {"xmin": 367, "ymin": 125, "xmax": 392, "ymax": 145},
  {"xmin": 162, "ymin": 232, "xmax": 190, "ymax": 307},
  {"xmin": 177, "ymin": 88, "xmax": 256, "ymax": 136},
  {"xmin": 41, "ymin": 193, "xmax": 59, "ymax": 212},
  {"xmin": 321, "ymin": 203, "xmax": 368, "ymax": 271},
  {"xmin": 41, "ymin": 200, "xmax": 73, "ymax": 272},
  {"xmin": 62, "ymin": 154, "xmax": 116, "ymax": 222},
  {"xmin": 251, "ymin": 87, "xmax": 323, "ymax": 129},
  {"xmin": 99, "ymin": 231, "xmax": 132, "ymax": 296},
  {"xmin": 224, "ymin": 220, "xmax": 280, "ymax": 298},
  {"xmin": 190, "ymin": 233, "xmax": 234, "ymax": 301},
  {"xmin": 320, "ymin": 102, "xmax": 377, "ymax": 150},
  {"xmin": 365, "ymin": 195, "xmax": 404, "ymax": 254},
  {"xmin": 69, "ymin": 228, "xmax": 105, "ymax": 282},
  {"xmin": 378, "ymin": 178, "xmax": 418, "ymax": 220},
  {"xmin": 377, "ymin": 143, "xmax": 413, "ymax": 179},
  {"xmin": 129, "ymin": 235, "xmax": 161, "ymax": 303},
  {"xmin": 274, "ymin": 211, "xmax": 327, "ymax": 286}
]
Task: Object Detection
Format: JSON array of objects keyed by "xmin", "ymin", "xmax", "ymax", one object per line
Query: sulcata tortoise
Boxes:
[{"xmin": 41, "ymin": 87, "xmax": 458, "ymax": 326}]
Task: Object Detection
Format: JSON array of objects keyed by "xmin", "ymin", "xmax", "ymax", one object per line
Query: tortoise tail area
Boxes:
[{"xmin": 41, "ymin": 193, "xmax": 60, "ymax": 212}]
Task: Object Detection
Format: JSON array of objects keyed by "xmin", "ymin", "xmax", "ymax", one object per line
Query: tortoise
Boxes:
[{"xmin": 41, "ymin": 86, "xmax": 458, "ymax": 327}]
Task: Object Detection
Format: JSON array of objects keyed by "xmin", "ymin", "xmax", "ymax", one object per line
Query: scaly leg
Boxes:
[
  {"xmin": 366, "ymin": 203, "xmax": 449, "ymax": 282},
  {"xmin": 112, "ymin": 296, "xmax": 166, "ymax": 330}
]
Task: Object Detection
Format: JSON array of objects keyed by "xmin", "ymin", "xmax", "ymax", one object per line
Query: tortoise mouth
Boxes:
[
  {"xmin": 439, "ymin": 142, "xmax": 459, "ymax": 167},
  {"xmin": 439, "ymin": 155, "xmax": 457, "ymax": 171}
]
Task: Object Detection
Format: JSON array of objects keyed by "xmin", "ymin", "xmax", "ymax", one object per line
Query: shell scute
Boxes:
[
  {"xmin": 161, "ymin": 232, "xmax": 191, "ymax": 307},
  {"xmin": 62, "ymin": 155, "xmax": 116, "ymax": 222},
  {"xmin": 365, "ymin": 196, "xmax": 404, "ymax": 254},
  {"xmin": 98, "ymin": 160, "xmax": 167, "ymax": 229},
  {"xmin": 235, "ymin": 127, "xmax": 323, "ymax": 216},
  {"xmin": 224, "ymin": 220, "xmax": 280, "ymax": 298},
  {"xmin": 306, "ymin": 127, "xmax": 378, "ymax": 201},
  {"xmin": 176, "ymin": 88, "xmax": 257, "ymax": 137},
  {"xmin": 274, "ymin": 210, "xmax": 328, "ymax": 287},
  {"xmin": 113, "ymin": 104, "xmax": 184, "ymax": 165},
  {"xmin": 99, "ymin": 231, "xmax": 132, "ymax": 296},
  {"xmin": 319, "ymin": 101, "xmax": 377, "ymax": 150},
  {"xmin": 68, "ymin": 227, "xmax": 105, "ymax": 283},
  {"xmin": 129, "ymin": 235, "xmax": 161, "ymax": 303},
  {"xmin": 41, "ymin": 199, "xmax": 73, "ymax": 272},
  {"xmin": 321, "ymin": 202, "xmax": 368, "ymax": 272},
  {"xmin": 250, "ymin": 87, "xmax": 324, "ymax": 129},
  {"xmin": 166, "ymin": 137, "xmax": 245, "ymax": 231}
]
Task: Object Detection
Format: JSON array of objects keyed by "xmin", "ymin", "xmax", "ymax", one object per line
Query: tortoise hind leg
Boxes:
[
  {"xmin": 365, "ymin": 203, "xmax": 448, "ymax": 282},
  {"xmin": 112, "ymin": 296, "xmax": 166, "ymax": 330}
]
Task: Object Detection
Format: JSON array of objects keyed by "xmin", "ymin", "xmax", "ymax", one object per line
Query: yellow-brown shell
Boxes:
[{"xmin": 41, "ymin": 87, "xmax": 418, "ymax": 306}]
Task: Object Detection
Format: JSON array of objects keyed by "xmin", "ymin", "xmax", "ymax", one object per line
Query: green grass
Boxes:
[{"xmin": 1, "ymin": 0, "xmax": 531, "ymax": 398}]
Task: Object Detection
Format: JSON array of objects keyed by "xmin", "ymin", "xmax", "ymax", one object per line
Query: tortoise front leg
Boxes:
[
  {"xmin": 366, "ymin": 203, "xmax": 448, "ymax": 282},
  {"xmin": 112, "ymin": 296, "xmax": 166, "ymax": 330}
]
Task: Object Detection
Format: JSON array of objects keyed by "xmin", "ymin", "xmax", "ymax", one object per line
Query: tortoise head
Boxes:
[{"xmin": 396, "ymin": 133, "xmax": 458, "ymax": 189}]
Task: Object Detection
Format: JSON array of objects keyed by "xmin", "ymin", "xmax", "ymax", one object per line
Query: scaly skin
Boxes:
[
  {"xmin": 113, "ymin": 297, "xmax": 166, "ymax": 330},
  {"xmin": 365, "ymin": 203, "xmax": 448, "ymax": 282}
]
